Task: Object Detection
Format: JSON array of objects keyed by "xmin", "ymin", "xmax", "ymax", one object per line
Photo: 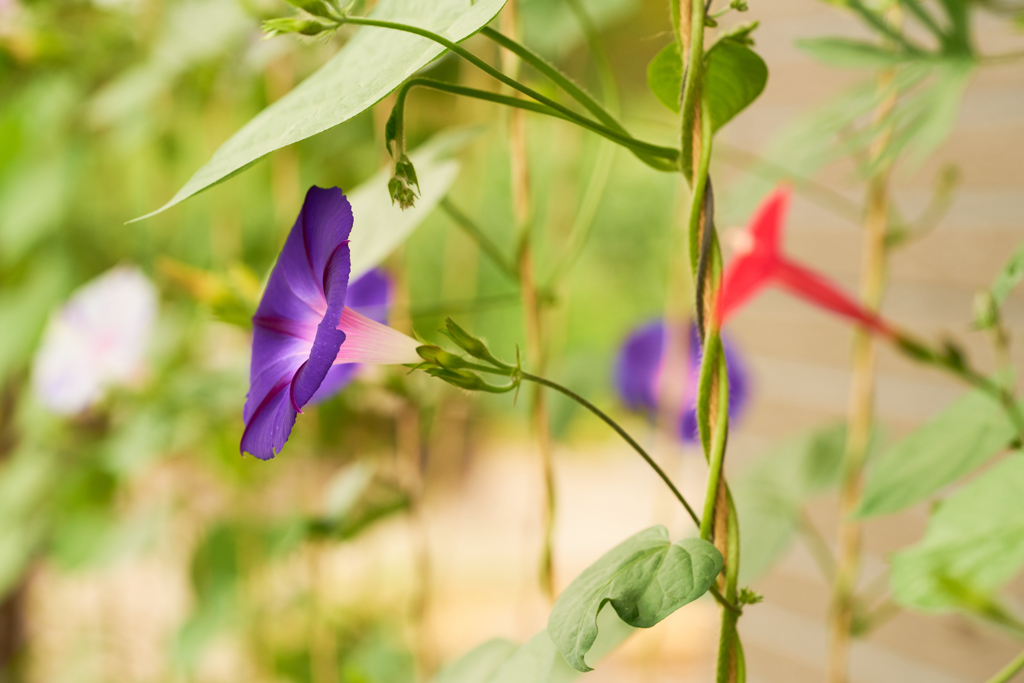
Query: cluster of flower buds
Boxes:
[
  {"xmin": 415, "ymin": 319, "xmax": 520, "ymax": 394},
  {"xmin": 383, "ymin": 109, "xmax": 421, "ymax": 210},
  {"xmin": 387, "ymin": 154, "xmax": 420, "ymax": 211}
]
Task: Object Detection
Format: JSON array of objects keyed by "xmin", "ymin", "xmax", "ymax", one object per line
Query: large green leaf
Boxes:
[
  {"xmin": 796, "ymin": 38, "xmax": 912, "ymax": 69},
  {"xmin": 704, "ymin": 38, "xmax": 768, "ymax": 133},
  {"xmin": 432, "ymin": 639, "xmax": 519, "ymax": 683},
  {"xmin": 349, "ymin": 129, "xmax": 465, "ymax": 280},
  {"xmin": 137, "ymin": 0, "xmax": 506, "ymax": 220},
  {"xmin": 433, "ymin": 608, "xmax": 632, "ymax": 683},
  {"xmin": 857, "ymin": 389, "xmax": 1016, "ymax": 518},
  {"xmin": 733, "ymin": 424, "xmax": 849, "ymax": 582},
  {"xmin": 547, "ymin": 526, "xmax": 721, "ymax": 672},
  {"xmin": 891, "ymin": 453, "xmax": 1024, "ymax": 610}
]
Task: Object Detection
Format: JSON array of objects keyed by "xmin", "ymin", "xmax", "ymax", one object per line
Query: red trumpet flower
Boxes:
[{"xmin": 714, "ymin": 186, "xmax": 893, "ymax": 337}]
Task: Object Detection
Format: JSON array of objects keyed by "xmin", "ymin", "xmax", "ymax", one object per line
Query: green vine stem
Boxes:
[
  {"xmin": 385, "ymin": 76, "xmax": 673, "ymax": 167},
  {"xmin": 985, "ymin": 649, "xmax": 1024, "ymax": 683},
  {"xmin": 679, "ymin": 0, "xmax": 742, "ymax": 679},
  {"xmin": 894, "ymin": 333, "xmax": 1024, "ymax": 440},
  {"xmin": 340, "ymin": 16, "xmax": 679, "ymax": 165},
  {"xmin": 517, "ymin": 371, "xmax": 702, "ymax": 526},
  {"xmin": 479, "ymin": 26, "xmax": 625, "ymax": 138},
  {"xmin": 516, "ymin": 371, "xmax": 741, "ymax": 614}
]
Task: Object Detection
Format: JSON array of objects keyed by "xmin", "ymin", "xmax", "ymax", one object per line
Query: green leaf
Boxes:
[
  {"xmin": 647, "ymin": 43, "xmax": 682, "ymax": 113},
  {"xmin": 704, "ymin": 38, "xmax": 768, "ymax": 133},
  {"xmin": 433, "ymin": 609, "xmax": 633, "ymax": 683},
  {"xmin": 546, "ymin": 526, "xmax": 721, "ymax": 672},
  {"xmin": 349, "ymin": 129, "xmax": 467, "ymax": 279},
  {"xmin": 796, "ymin": 38, "xmax": 913, "ymax": 68},
  {"xmin": 432, "ymin": 639, "xmax": 518, "ymax": 683},
  {"xmin": 891, "ymin": 453, "xmax": 1024, "ymax": 611},
  {"xmin": 875, "ymin": 59, "xmax": 973, "ymax": 172},
  {"xmin": 989, "ymin": 237, "xmax": 1024, "ymax": 307},
  {"xmin": 733, "ymin": 424, "xmax": 849, "ymax": 582},
  {"xmin": 136, "ymin": 0, "xmax": 506, "ymax": 220},
  {"xmin": 647, "ymin": 36, "xmax": 768, "ymax": 130},
  {"xmin": 858, "ymin": 389, "xmax": 1017, "ymax": 518}
]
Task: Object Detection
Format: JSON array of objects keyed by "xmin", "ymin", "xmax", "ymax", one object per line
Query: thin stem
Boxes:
[
  {"xmin": 389, "ymin": 76, "xmax": 673, "ymax": 164},
  {"xmin": 498, "ymin": 2, "xmax": 556, "ymax": 602},
  {"xmin": 829, "ymin": 50, "xmax": 897, "ymax": 683},
  {"xmin": 340, "ymin": 17, "xmax": 679, "ymax": 165},
  {"xmin": 563, "ymin": 0, "xmax": 620, "ymax": 113},
  {"xmin": 479, "ymin": 26, "xmax": 625, "ymax": 138},
  {"xmin": 439, "ymin": 198, "xmax": 519, "ymax": 282},
  {"xmin": 519, "ymin": 371, "xmax": 702, "ymax": 527},
  {"xmin": 985, "ymin": 649, "xmax": 1024, "ymax": 683},
  {"xmin": 899, "ymin": 337, "xmax": 1024, "ymax": 440}
]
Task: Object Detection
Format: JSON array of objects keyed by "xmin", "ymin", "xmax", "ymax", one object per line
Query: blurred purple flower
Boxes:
[
  {"xmin": 32, "ymin": 266, "xmax": 158, "ymax": 415},
  {"xmin": 242, "ymin": 187, "xmax": 420, "ymax": 460},
  {"xmin": 614, "ymin": 320, "xmax": 750, "ymax": 442}
]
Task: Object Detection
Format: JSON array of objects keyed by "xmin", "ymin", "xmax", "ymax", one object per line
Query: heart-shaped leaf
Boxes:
[
  {"xmin": 704, "ymin": 38, "xmax": 768, "ymax": 133},
  {"xmin": 646, "ymin": 43, "xmax": 683, "ymax": 113},
  {"xmin": 137, "ymin": 0, "xmax": 506, "ymax": 220},
  {"xmin": 647, "ymin": 38, "xmax": 767, "ymax": 134},
  {"xmin": 547, "ymin": 525, "xmax": 721, "ymax": 672}
]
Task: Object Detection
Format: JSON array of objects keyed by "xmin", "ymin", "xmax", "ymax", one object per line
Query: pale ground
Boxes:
[{"xmin": 20, "ymin": 0, "xmax": 1024, "ymax": 681}]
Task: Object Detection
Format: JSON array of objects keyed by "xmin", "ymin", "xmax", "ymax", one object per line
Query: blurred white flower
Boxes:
[{"xmin": 32, "ymin": 265, "xmax": 158, "ymax": 415}]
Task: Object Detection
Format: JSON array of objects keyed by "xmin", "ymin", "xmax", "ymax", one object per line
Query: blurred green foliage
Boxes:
[{"xmin": 0, "ymin": 0, "xmax": 688, "ymax": 678}]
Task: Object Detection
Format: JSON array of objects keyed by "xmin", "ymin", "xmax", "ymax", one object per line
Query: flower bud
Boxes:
[
  {"xmin": 425, "ymin": 367, "xmax": 516, "ymax": 394},
  {"xmin": 263, "ymin": 17, "xmax": 331, "ymax": 37},
  {"xmin": 444, "ymin": 318, "xmax": 508, "ymax": 367},
  {"xmin": 285, "ymin": 0, "xmax": 335, "ymax": 18},
  {"xmin": 389, "ymin": 154, "xmax": 419, "ymax": 210},
  {"xmin": 416, "ymin": 345, "xmax": 471, "ymax": 371}
]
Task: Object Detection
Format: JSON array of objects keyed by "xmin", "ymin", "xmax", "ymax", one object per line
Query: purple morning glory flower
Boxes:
[
  {"xmin": 614, "ymin": 319, "xmax": 750, "ymax": 443},
  {"xmin": 242, "ymin": 187, "xmax": 421, "ymax": 460}
]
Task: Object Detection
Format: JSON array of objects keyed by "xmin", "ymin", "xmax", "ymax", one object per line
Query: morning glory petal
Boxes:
[
  {"xmin": 615, "ymin": 319, "xmax": 750, "ymax": 444},
  {"xmin": 335, "ymin": 307, "xmax": 421, "ymax": 366}
]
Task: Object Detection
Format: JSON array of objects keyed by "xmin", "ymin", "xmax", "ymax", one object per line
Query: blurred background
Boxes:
[{"xmin": 0, "ymin": 0, "xmax": 1023, "ymax": 681}]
